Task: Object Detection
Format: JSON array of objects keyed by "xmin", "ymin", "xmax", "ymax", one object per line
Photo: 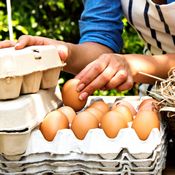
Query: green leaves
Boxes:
[{"xmin": 0, "ymin": 1, "xmax": 142, "ymax": 96}]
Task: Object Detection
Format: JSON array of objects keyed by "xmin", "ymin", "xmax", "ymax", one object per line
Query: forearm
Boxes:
[
  {"xmin": 125, "ymin": 53, "xmax": 175, "ymax": 84},
  {"xmin": 64, "ymin": 42, "xmax": 114, "ymax": 74}
]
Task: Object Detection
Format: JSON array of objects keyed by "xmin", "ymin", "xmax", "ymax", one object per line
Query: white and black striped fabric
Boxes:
[
  {"xmin": 121, "ymin": 0, "xmax": 175, "ymax": 95},
  {"xmin": 122, "ymin": 0, "xmax": 175, "ymax": 55}
]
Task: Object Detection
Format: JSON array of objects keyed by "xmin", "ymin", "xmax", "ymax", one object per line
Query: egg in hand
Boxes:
[{"xmin": 61, "ymin": 79, "xmax": 87, "ymax": 112}]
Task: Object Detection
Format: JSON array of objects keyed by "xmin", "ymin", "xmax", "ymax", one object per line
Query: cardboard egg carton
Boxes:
[
  {"xmin": 0, "ymin": 96, "xmax": 167, "ymax": 175},
  {"xmin": 4, "ymin": 121, "xmax": 165, "ymax": 161},
  {"xmin": 0, "ymin": 89, "xmax": 62, "ymax": 156},
  {"xmin": 0, "ymin": 151, "xmax": 166, "ymax": 175},
  {"xmin": 0, "ymin": 45, "xmax": 65, "ymax": 100}
]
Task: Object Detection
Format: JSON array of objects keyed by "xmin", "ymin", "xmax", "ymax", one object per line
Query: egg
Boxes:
[
  {"xmin": 58, "ymin": 106, "xmax": 76, "ymax": 124},
  {"xmin": 71, "ymin": 111, "xmax": 99, "ymax": 140},
  {"xmin": 138, "ymin": 98, "xmax": 158, "ymax": 111},
  {"xmin": 111, "ymin": 105, "xmax": 133, "ymax": 122},
  {"xmin": 89, "ymin": 100, "xmax": 109, "ymax": 114},
  {"xmin": 40, "ymin": 110, "xmax": 69, "ymax": 141},
  {"xmin": 112, "ymin": 100, "xmax": 136, "ymax": 116},
  {"xmin": 61, "ymin": 79, "xmax": 87, "ymax": 112},
  {"xmin": 85, "ymin": 107, "xmax": 103, "ymax": 123},
  {"xmin": 101, "ymin": 111, "xmax": 128, "ymax": 138},
  {"xmin": 131, "ymin": 110, "xmax": 160, "ymax": 140}
]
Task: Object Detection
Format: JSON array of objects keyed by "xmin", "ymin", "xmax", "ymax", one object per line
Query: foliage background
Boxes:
[{"xmin": 0, "ymin": 0, "xmax": 144, "ymax": 96}]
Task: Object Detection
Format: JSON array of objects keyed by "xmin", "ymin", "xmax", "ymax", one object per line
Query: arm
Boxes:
[
  {"xmin": 76, "ymin": 53, "xmax": 175, "ymax": 100},
  {"xmin": 125, "ymin": 53, "xmax": 175, "ymax": 83}
]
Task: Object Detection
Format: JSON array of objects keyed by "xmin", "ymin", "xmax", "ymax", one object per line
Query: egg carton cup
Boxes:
[
  {"xmin": 1, "ymin": 145, "xmax": 167, "ymax": 173},
  {"xmin": 2, "ymin": 137, "xmax": 167, "ymax": 173},
  {"xmin": 10, "ymin": 129, "xmax": 167, "ymax": 166},
  {"xmin": 3, "ymin": 117, "xmax": 166, "ymax": 161},
  {"xmin": 2, "ymin": 96, "xmax": 166, "ymax": 159},
  {"xmin": 0, "ymin": 45, "xmax": 65, "ymax": 100},
  {"xmin": 0, "ymin": 89, "xmax": 62, "ymax": 156},
  {"xmin": 0, "ymin": 155, "xmax": 165, "ymax": 175},
  {"xmin": 26, "ymin": 127, "xmax": 163, "ymax": 157}
]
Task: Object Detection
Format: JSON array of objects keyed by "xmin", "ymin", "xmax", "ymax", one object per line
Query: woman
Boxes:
[{"xmin": 1, "ymin": 0, "xmax": 175, "ymax": 100}]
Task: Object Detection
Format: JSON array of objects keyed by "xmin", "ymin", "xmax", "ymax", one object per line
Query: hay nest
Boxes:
[{"xmin": 146, "ymin": 68, "xmax": 175, "ymax": 139}]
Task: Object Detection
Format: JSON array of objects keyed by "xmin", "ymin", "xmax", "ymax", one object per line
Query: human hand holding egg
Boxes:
[{"xmin": 61, "ymin": 78, "xmax": 87, "ymax": 112}]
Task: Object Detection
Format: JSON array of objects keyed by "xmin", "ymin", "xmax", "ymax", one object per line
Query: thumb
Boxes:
[{"xmin": 56, "ymin": 45, "xmax": 68, "ymax": 62}]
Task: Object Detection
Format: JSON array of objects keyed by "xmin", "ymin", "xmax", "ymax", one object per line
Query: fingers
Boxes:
[
  {"xmin": 76, "ymin": 61, "xmax": 107, "ymax": 87},
  {"xmin": 0, "ymin": 40, "xmax": 16, "ymax": 48},
  {"xmin": 116, "ymin": 75, "xmax": 134, "ymax": 91},
  {"xmin": 104, "ymin": 69, "xmax": 128, "ymax": 89},
  {"xmin": 76, "ymin": 54, "xmax": 134, "ymax": 100},
  {"xmin": 15, "ymin": 35, "xmax": 43, "ymax": 49}
]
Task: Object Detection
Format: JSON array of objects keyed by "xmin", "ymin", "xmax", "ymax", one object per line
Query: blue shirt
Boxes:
[
  {"xmin": 79, "ymin": 0, "xmax": 175, "ymax": 53},
  {"xmin": 79, "ymin": 0, "xmax": 123, "ymax": 52}
]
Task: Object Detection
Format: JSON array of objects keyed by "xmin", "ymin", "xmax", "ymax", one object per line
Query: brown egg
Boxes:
[
  {"xmin": 58, "ymin": 106, "xmax": 76, "ymax": 124},
  {"xmin": 85, "ymin": 107, "xmax": 103, "ymax": 123},
  {"xmin": 40, "ymin": 110, "xmax": 69, "ymax": 141},
  {"xmin": 71, "ymin": 111, "xmax": 99, "ymax": 140},
  {"xmin": 89, "ymin": 100, "xmax": 109, "ymax": 114},
  {"xmin": 138, "ymin": 98, "xmax": 158, "ymax": 111},
  {"xmin": 131, "ymin": 110, "xmax": 160, "ymax": 140},
  {"xmin": 112, "ymin": 105, "xmax": 133, "ymax": 122},
  {"xmin": 101, "ymin": 111, "xmax": 128, "ymax": 138},
  {"xmin": 61, "ymin": 79, "xmax": 87, "ymax": 112},
  {"xmin": 112, "ymin": 100, "xmax": 136, "ymax": 116},
  {"xmin": 139, "ymin": 102, "xmax": 158, "ymax": 112}
]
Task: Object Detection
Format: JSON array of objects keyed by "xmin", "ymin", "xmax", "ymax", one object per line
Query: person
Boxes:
[{"xmin": 1, "ymin": 0, "xmax": 175, "ymax": 100}]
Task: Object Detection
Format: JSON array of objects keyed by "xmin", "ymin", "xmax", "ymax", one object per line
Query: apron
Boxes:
[{"xmin": 121, "ymin": 0, "xmax": 175, "ymax": 95}]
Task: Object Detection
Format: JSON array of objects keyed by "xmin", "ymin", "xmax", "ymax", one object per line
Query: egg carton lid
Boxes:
[
  {"xmin": 0, "ymin": 45, "xmax": 66, "ymax": 78},
  {"xmin": 0, "ymin": 89, "xmax": 62, "ymax": 131}
]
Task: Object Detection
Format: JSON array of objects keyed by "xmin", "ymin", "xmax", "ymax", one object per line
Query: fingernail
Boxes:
[
  {"xmin": 15, "ymin": 43, "xmax": 20, "ymax": 48},
  {"xmin": 119, "ymin": 70, "xmax": 127, "ymax": 76},
  {"xmin": 79, "ymin": 92, "xmax": 88, "ymax": 101},
  {"xmin": 77, "ymin": 83, "xmax": 85, "ymax": 92}
]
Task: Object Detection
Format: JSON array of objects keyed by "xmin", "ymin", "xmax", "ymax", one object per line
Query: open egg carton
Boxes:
[
  {"xmin": 0, "ymin": 96, "xmax": 168, "ymax": 175},
  {"xmin": 0, "ymin": 45, "xmax": 65, "ymax": 100}
]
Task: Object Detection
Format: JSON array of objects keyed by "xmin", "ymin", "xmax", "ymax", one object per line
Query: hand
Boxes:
[
  {"xmin": 0, "ymin": 35, "xmax": 69, "ymax": 62},
  {"xmin": 0, "ymin": 40, "xmax": 16, "ymax": 48},
  {"xmin": 75, "ymin": 53, "xmax": 134, "ymax": 100}
]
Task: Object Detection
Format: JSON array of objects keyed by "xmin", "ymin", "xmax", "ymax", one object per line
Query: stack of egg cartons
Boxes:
[
  {"xmin": 0, "ymin": 46, "xmax": 64, "ymax": 173},
  {"xmin": 0, "ymin": 96, "xmax": 168, "ymax": 175}
]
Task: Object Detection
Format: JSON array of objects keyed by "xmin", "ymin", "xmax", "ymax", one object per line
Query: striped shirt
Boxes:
[
  {"xmin": 121, "ymin": 0, "xmax": 175, "ymax": 95},
  {"xmin": 121, "ymin": 0, "xmax": 175, "ymax": 55}
]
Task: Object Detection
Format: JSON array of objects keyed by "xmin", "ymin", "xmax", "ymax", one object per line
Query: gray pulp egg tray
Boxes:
[
  {"xmin": 0, "ymin": 89, "xmax": 62, "ymax": 156},
  {"xmin": 0, "ymin": 96, "xmax": 168, "ymax": 175},
  {"xmin": 0, "ymin": 45, "xmax": 65, "ymax": 100}
]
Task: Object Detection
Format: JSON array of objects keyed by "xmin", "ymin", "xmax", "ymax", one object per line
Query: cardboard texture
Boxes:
[
  {"xmin": 0, "ymin": 45, "xmax": 65, "ymax": 99},
  {"xmin": 0, "ymin": 96, "xmax": 168, "ymax": 175},
  {"xmin": 0, "ymin": 89, "xmax": 62, "ymax": 156}
]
